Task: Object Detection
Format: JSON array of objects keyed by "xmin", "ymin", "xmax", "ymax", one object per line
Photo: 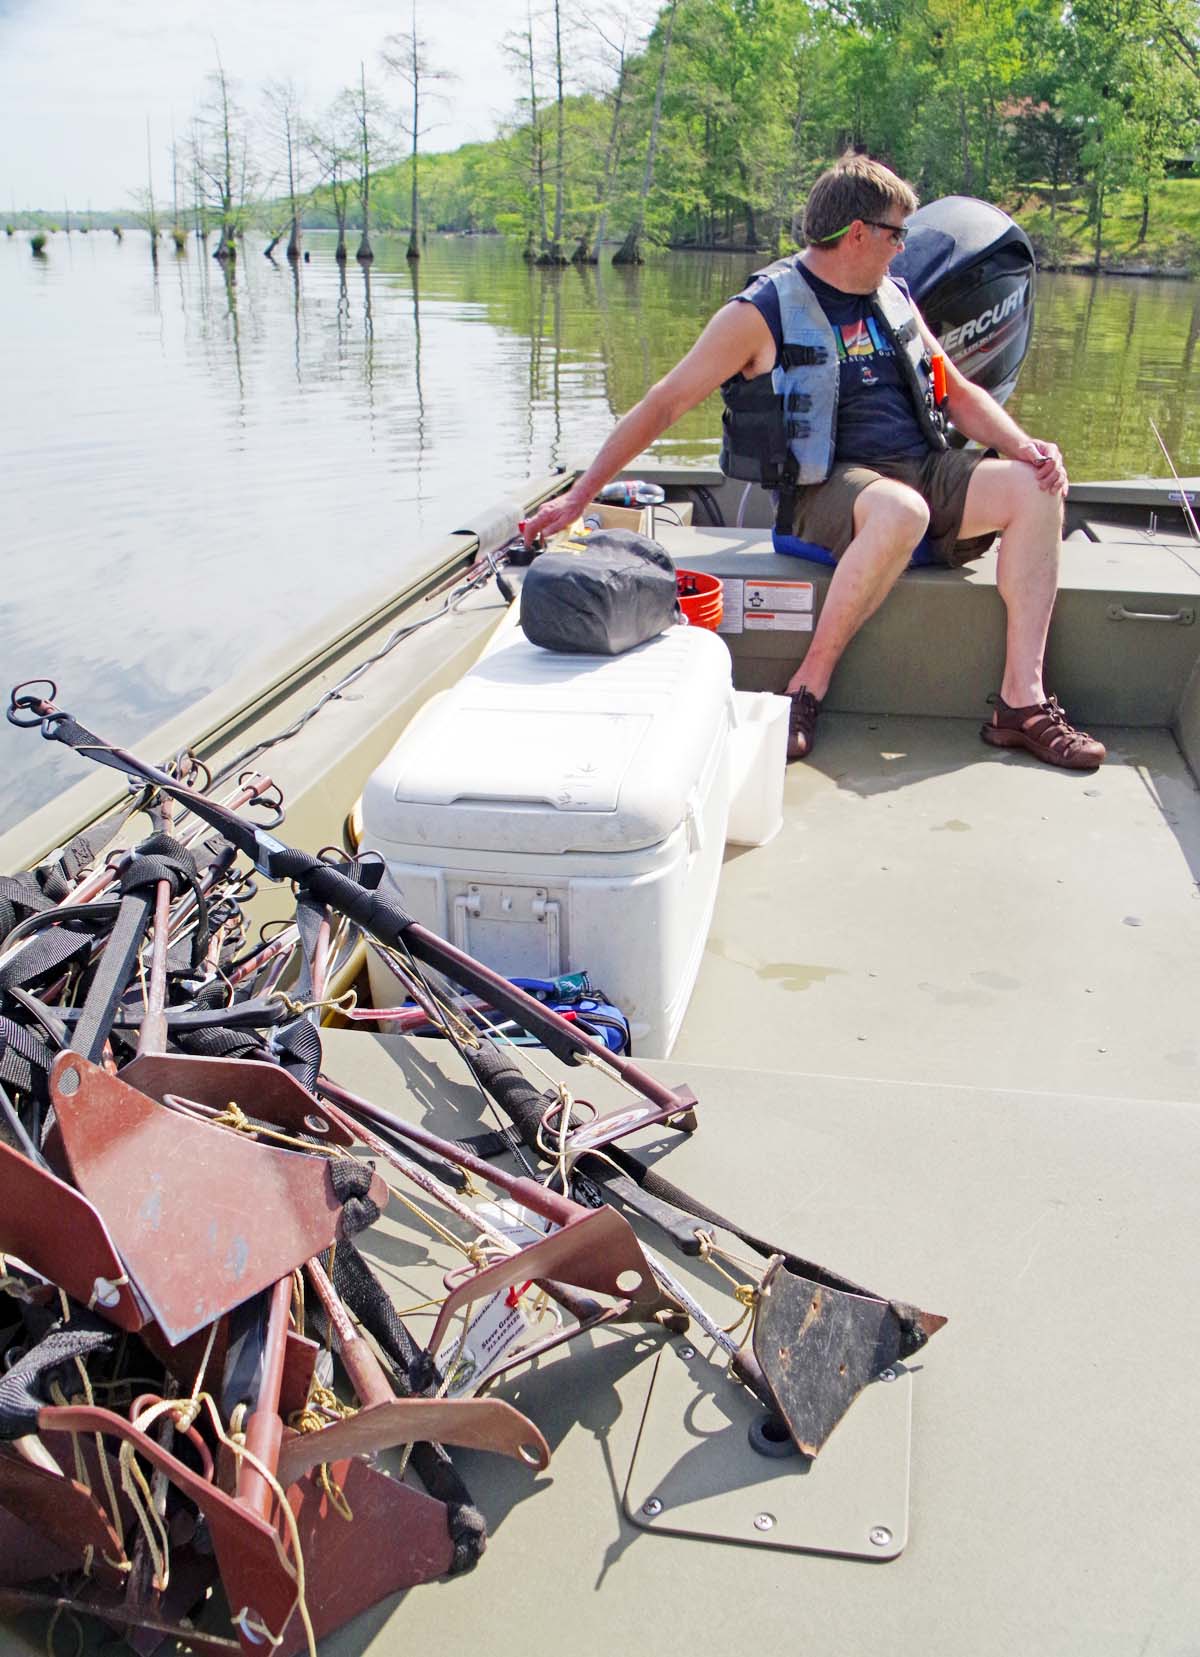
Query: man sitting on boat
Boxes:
[{"xmin": 524, "ymin": 153, "xmax": 1105, "ymax": 772}]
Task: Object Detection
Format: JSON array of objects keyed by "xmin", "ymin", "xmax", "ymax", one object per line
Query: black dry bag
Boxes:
[{"xmin": 520, "ymin": 528, "xmax": 681, "ymax": 655}]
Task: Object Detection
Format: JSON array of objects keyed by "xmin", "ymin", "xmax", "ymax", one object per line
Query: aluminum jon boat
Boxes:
[
  {"xmin": 1, "ymin": 445, "xmax": 1198, "ymax": 1656},
  {"xmin": 2, "ymin": 186, "xmax": 1198, "ymax": 1657}
]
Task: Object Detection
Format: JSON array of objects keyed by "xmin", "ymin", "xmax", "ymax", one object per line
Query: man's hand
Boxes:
[
  {"xmin": 1013, "ymin": 438, "xmax": 1068, "ymax": 496},
  {"xmin": 523, "ymin": 486, "xmax": 590, "ymax": 546}
]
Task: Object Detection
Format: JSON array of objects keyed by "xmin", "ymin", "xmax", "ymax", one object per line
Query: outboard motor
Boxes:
[{"xmin": 892, "ymin": 194, "xmax": 1036, "ymax": 409}]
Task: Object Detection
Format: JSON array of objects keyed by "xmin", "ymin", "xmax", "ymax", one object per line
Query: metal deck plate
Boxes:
[{"xmin": 624, "ymin": 1341, "xmax": 912, "ymax": 1559}]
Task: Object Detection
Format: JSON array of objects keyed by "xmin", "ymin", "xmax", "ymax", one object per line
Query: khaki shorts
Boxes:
[{"xmin": 790, "ymin": 449, "xmax": 998, "ymax": 568}]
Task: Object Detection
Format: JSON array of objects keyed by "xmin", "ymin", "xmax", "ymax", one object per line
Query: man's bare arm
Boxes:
[
  {"xmin": 916, "ymin": 310, "xmax": 1067, "ymax": 495},
  {"xmin": 524, "ymin": 301, "xmax": 775, "ymax": 543}
]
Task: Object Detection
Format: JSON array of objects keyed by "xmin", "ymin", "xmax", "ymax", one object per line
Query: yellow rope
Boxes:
[
  {"xmin": 287, "ymin": 1384, "xmax": 356, "ymax": 1523},
  {"xmin": 44, "ymin": 1601, "xmax": 84, "ymax": 1657},
  {"xmin": 270, "ymin": 987, "xmax": 358, "ymax": 1020},
  {"xmin": 47, "ymin": 1380, "xmax": 101, "ymax": 1579},
  {"xmin": 694, "ymin": 1232, "xmax": 762, "ymax": 1346},
  {"xmin": 117, "ymin": 1436, "xmax": 171, "ymax": 1591},
  {"xmin": 135, "ymin": 1392, "xmax": 319, "ymax": 1657},
  {"xmin": 204, "ymin": 1099, "xmax": 342, "ymax": 1158},
  {"xmin": 381, "ymin": 1178, "xmax": 502, "ymax": 1264},
  {"xmin": 71, "ymin": 1357, "xmax": 126, "ymax": 1568}
]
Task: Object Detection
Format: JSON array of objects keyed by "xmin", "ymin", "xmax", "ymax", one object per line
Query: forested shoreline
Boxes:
[
  {"xmin": 383, "ymin": 0, "xmax": 1200, "ymax": 273},
  {"xmin": 9, "ymin": 0, "xmax": 1200, "ymax": 273}
]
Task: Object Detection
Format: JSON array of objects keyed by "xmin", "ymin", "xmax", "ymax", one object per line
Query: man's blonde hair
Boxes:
[{"xmin": 798, "ymin": 153, "xmax": 919, "ymax": 248}]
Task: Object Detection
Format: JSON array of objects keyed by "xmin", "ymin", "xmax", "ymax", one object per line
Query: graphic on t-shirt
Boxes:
[{"xmin": 835, "ymin": 317, "xmax": 894, "ymax": 361}]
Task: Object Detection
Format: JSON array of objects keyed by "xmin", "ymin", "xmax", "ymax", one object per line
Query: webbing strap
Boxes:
[
  {"xmin": 0, "ymin": 1317, "xmax": 118, "ymax": 1439},
  {"xmin": 70, "ymin": 888, "xmax": 155, "ymax": 1065},
  {"xmin": 329, "ymin": 1241, "xmax": 486, "ymax": 1573},
  {"xmin": 0, "ymin": 920, "xmax": 96, "ymax": 996},
  {"xmin": 0, "ymin": 1016, "xmax": 54, "ymax": 1098}
]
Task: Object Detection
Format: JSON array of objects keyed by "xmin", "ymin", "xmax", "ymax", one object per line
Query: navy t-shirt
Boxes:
[{"xmin": 734, "ymin": 260, "xmax": 929, "ymax": 463}]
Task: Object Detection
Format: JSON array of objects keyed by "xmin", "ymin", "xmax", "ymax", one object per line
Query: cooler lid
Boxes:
[{"xmin": 363, "ymin": 624, "xmax": 733, "ymax": 855}]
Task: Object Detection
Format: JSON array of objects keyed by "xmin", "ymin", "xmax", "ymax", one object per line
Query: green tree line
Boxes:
[
  {"xmin": 351, "ymin": 0, "xmax": 1200, "ymax": 264},
  {"xmin": 18, "ymin": 1, "xmax": 1195, "ymax": 268}
]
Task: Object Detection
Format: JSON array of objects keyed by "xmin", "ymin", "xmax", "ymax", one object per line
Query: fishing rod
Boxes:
[{"xmin": 1149, "ymin": 416, "xmax": 1200, "ymax": 544}]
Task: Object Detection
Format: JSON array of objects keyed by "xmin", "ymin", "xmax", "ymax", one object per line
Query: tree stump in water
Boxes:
[{"xmin": 612, "ymin": 230, "xmax": 643, "ymax": 265}]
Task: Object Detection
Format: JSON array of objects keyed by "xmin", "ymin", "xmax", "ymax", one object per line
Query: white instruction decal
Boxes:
[
  {"xmin": 744, "ymin": 580, "xmax": 813, "ymax": 613},
  {"xmin": 744, "ymin": 611, "xmax": 813, "ymax": 632},
  {"xmin": 716, "ymin": 576, "xmax": 744, "ymax": 635}
]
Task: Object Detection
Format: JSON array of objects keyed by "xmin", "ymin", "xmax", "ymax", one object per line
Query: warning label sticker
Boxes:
[
  {"xmin": 744, "ymin": 580, "xmax": 813, "ymax": 614},
  {"xmin": 715, "ymin": 575, "xmax": 817, "ymax": 634},
  {"xmin": 744, "ymin": 611, "xmax": 813, "ymax": 631}
]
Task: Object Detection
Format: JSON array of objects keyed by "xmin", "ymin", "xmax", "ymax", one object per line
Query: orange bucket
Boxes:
[{"xmin": 676, "ymin": 569, "xmax": 723, "ymax": 631}]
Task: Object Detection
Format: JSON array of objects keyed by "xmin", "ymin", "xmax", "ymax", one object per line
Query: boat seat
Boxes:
[{"xmin": 652, "ymin": 521, "xmax": 1200, "ymax": 728}]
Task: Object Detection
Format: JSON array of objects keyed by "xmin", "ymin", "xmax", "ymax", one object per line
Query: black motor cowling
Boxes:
[{"xmin": 892, "ymin": 195, "xmax": 1036, "ymax": 408}]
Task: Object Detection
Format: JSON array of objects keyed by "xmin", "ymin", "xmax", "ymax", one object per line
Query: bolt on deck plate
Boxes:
[{"xmin": 623, "ymin": 1343, "xmax": 912, "ymax": 1560}]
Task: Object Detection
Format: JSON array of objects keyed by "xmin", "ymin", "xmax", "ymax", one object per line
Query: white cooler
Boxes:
[{"xmin": 362, "ymin": 622, "xmax": 735, "ymax": 1056}]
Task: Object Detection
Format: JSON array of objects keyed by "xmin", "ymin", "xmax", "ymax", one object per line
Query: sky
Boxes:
[{"xmin": 0, "ymin": 0, "xmax": 542, "ymax": 211}]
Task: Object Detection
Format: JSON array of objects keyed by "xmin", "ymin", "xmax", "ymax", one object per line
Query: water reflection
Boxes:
[{"xmin": 1, "ymin": 230, "xmax": 1197, "ymax": 833}]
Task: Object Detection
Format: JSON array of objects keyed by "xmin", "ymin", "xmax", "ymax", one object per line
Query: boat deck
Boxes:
[
  {"xmin": 678, "ymin": 710, "xmax": 1200, "ymax": 1101},
  {"xmin": 301, "ymin": 1025, "xmax": 1200, "ymax": 1657},
  {"xmin": 4, "ymin": 476, "xmax": 1199, "ymax": 1657}
]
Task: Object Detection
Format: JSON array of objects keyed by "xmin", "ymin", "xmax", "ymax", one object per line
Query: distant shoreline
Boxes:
[
  {"xmin": 7, "ymin": 224, "xmax": 1196, "ymax": 282},
  {"xmin": 664, "ymin": 241, "xmax": 1196, "ymax": 280}
]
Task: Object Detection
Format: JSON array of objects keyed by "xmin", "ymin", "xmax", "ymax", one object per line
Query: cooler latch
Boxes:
[{"xmin": 452, "ymin": 884, "xmax": 563, "ymax": 976}]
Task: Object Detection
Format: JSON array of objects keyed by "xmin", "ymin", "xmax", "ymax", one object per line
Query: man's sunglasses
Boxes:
[
  {"xmin": 816, "ymin": 219, "xmax": 909, "ymax": 247},
  {"xmin": 860, "ymin": 219, "xmax": 909, "ymax": 246}
]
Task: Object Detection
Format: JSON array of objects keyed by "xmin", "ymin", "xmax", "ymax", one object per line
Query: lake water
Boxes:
[{"xmin": 3, "ymin": 229, "xmax": 1198, "ymax": 834}]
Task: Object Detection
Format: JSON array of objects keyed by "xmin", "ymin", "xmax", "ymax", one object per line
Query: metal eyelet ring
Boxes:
[{"xmin": 7, "ymin": 678, "xmax": 58, "ymax": 727}]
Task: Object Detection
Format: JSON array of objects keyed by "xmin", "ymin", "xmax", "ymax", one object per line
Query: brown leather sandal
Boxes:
[
  {"xmin": 980, "ymin": 694, "xmax": 1106, "ymax": 770},
  {"xmin": 787, "ymin": 687, "xmax": 822, "ymax": 762}
]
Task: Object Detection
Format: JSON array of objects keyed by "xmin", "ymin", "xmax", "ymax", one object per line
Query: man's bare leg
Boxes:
[
  {"xmin": 956, "ymin": 458, "xmax": 1061, "ymax": 706},
  {"xmin": 958, "ymin": 458, "xmax": 1104, "ymax": 766},
  {"xmin": 784, "ymin": 479, "xmax": 930, "ymax": 702}
]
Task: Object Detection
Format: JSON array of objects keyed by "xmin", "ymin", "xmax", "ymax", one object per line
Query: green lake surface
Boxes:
[{"xmin": 2, "ymin": 228, "xmax": 1198, "ymax": 831}]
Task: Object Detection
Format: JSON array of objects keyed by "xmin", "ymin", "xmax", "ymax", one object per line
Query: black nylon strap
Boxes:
[
  {"xmin": 273, "ymin": 1016, "xmax": 322, "ymax": 1091},
  {"xmin": 0, "ymin": 922, "xmax": 95, "ymax": 997},
  {"xmin": 174, "ymin": 1026, "xmax": 265, "ymax": 1060},
  {"xmin": 0, "ymin": 1016, "xmax": 55, "ymax": 1098},
  {"xmin": 117, "ymin": 833, "xmax": 209, "ymax": 971},
  {"xmin": 328, "ymin": 1241, "xmax": 486, "ymax": 1572},
  {"xmin": 0, "ymin": 874, "xmax": 54, "ymax": 945},
  {"xmin": 329, "ymin": 1157, "xmax": 380, "ymax": 1237},
  {"xmin": 69, "ymin": 888, "xmax": 155, "ymax": 1065},
  {"xmin": 0, "ymin": 1318, "xmax": 118, "ymax": 1439}
]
